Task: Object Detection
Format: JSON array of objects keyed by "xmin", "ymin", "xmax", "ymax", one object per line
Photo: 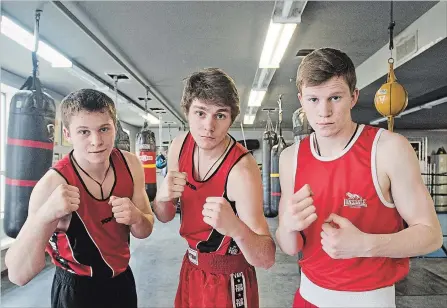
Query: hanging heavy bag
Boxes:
[
  {"xmin": 262, "ymin": 130, "xmax": 272, "ymax": 217},
  {"xmin": 4, "ymin": 76, "xmax": 56, "ymax": 238},
  {"xmin": 136, "ymin": 121, "xmax": 157, "ymax": 201},
  {"xmin": 114, "ymin": 120, "xmax": 130, "ymax": 151},
  {"xmin": 292, "ymin": 107, "xmax": 312, "ymax": 142},
  {"xmin": 262, "ymin": 110, "xmax": 277, "ymax": 218},
  {"xmin": 270, "ymin": 136, "xmax": 287, "ymax": 218},
  {"xmin": 4, "ymin": 10, "xmax": 56, "ymax": 238},
  {"xmin": 269, "ymin": 95, "xmax": 287, "ymax": 217}
]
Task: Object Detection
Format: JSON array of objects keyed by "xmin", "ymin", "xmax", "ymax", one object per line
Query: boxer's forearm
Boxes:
[
  {"xmin": 232, "ymin": 220, "xmax": 276, "ymax": 269},
  {"xmin": 275, "ymin": 224, "xmax": 304, "ymax": 256},
  {"xmin": 152, "ymin": 199, "xmax": 177, "ymax": 222},
  {"xmin": 130, "ymin": 211, "xmax": 154, "ymax": 238},
  {"xmin": 365, "ymin": 224, "xmax": 443, "ymax": 258}
]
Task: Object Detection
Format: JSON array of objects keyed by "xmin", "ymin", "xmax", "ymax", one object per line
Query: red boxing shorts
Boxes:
[{"xmin": 175, "ymin": 248, "xmax": 259, "ymax": 308}]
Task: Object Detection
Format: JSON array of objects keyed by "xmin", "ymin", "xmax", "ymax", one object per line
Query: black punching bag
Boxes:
[
  {"xmin": 262, "ymin": 109, "xmax": 278, "ymax": 218},
  {"xmin": 136, "ymin": 122, "xmax": 157, "ymax": 201},
  {"xmin": 115, "ymin": 120, "xmax": 130, "ymax": 151},
  {"xmin": 292, "ymin": 107, "xmax": 312, "ymax": 142},
  {"xmin": 270, "ymin": 136, "xmax": 287, "ymax": 217},
  {"xmin": 262, "ymin": 130, "xmax": 276, "ymax": 217},
  {"xmin": 262, "ymin": 131, "xmax": 272, "ymax": 217},
  {"xmin": 262, "ymin": 130, "xmax": 277, "ymax": 217},
  {"xmin": 4, "ymin": 76, "xmax": 56, "ymax": 238}
]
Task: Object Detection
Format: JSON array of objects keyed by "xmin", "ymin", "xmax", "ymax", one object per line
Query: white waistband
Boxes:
[{"xmin": 299, "ymin": 271, "xmax": 396, "ymax": 308}]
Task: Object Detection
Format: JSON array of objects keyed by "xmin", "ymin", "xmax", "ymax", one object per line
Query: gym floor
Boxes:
[{"xmin": 1, "ymin": 216, "xmax": 446, "ymax": 308}]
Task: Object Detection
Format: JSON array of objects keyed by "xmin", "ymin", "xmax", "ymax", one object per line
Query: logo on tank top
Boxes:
[{"xmin": 344, "ymin": 192, "xmax": 367, "ymax": 208}]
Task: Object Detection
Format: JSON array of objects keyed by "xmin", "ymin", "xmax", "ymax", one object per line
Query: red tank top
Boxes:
[
  {"xmin": 178, "ymin": 132, "xmax": 249, "ymax": 255},
  {"xmin": 45, "ymin": 148, "xmax": 133, "ymax": 278},
  {"xmin": 294, "ymin": 125, "xmax": 409, "ymax": 291}
]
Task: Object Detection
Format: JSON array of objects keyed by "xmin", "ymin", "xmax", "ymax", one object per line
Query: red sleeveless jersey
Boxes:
[
  {"xmin": 294, "ymin": 125, "xmax": 409, "ymax": 291},
  {"xmin": 178, "ymin": 133, "xmax": 249, "ymax": 255},
  {"xmin": 45, "ymin": 148, "xmax": 133, "ymax": 278}
]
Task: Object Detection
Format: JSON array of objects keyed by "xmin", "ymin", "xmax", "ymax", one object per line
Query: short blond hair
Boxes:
[{"xmin": 60, "ymin": 89, "xmax": 117, "ymax": 128}]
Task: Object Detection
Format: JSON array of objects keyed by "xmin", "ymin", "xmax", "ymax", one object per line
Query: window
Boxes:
[
  {"xmin": 1, "ymin": 83, "xmax": 18, "ymax": 217},
  {"xmin": 1, "ymin": 91, "xmax": 7, "ymax": 217}
]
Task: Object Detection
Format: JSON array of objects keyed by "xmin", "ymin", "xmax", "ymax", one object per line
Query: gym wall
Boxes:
[{"xmin": 397, "ymin": 129, "xmax": 447, "ymax": 155}]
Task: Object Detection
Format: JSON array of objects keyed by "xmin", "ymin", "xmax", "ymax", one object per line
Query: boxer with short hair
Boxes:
[
  {"xmin": 276, "ymin": 48, "xmax": 443, "ymax": 308},
  {"xmin": 153, "ymin": 68, "xmax": 276, "ymax": 308},
  {"xmin": 6, "ymin": 89, "xmax": 154, "ymax": 308}
]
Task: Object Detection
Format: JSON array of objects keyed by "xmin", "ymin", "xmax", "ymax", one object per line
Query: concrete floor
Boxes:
[{"xmin": 1, "ymin": 215, "xmax": 446, "ymax": 308}]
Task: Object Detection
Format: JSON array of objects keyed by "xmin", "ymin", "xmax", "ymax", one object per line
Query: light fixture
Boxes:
[
  {"xmin": 0, "ymin": 83, "xmax": 19, "ymax": 95},
  {"xmin": 1, "ymin": 15, "xmax": 72, "ymax": 68},
  {"xmin": 243, "ymin": 1, "xmax": 308, "ymax": 126},
  {"xmin": 247, "ymin": 90, "xmax": 267, "ymax": 107},
  {"xmin": 66, "ymin": 65, "xmax": 106, "ymax": 89},
  {"xmin": 139, "ymin": 112, "xmax": 160, "ymax": 124},
  {"xmin": 1, "ymin": 15, "xmax": 164, "ymax": 126},
  {"xmin": 243, "ymin": 114, "xmax": 256, "ymax": 125},
  {"xmin": 252, "ymin": 68, "xmax": 276, "ymax": 89},
  {"xmin": 259, "ymin": 21, "xmax": 297, "ymax": 68},
  {"xmin": 370, "ymin": 96, "xmax": 447, "ymax": 125}
]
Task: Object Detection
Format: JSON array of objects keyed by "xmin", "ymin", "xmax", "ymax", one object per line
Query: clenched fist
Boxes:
[
  {"xmin": 39, "ymin": 184, "xmax": 80, "ymax": 224},
  {"xmin": 280, "ymin": 184, "xmax": 317, "ymax": 233},
  {"xmin": 321, "ymin": 213, "xmax": 368, "ymax": 259},
  {"xmin": 156, "ymin": 171, "xmax": 187, "ymax": 203},
  {"xmin": 202, "ymin": 197, "xmax": 240, "ymax": 238},
  {"xmin": 109, "ymin": 196, "xmax": 142, "ymax": 225}
]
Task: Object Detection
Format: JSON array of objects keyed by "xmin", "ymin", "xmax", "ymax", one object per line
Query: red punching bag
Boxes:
[{"xmin": 136, "ymin": 121, "xmax": 157, "ymax": 201}]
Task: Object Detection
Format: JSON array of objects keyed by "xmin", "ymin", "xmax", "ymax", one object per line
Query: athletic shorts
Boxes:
[
  {"xmin": 175, "ymin": 248, "xmax": 259, "ymax": 308},
  {"xmin": 293, "ymin": 288, "xmax": 318, "ymax": 308},
  {"xmin": 51, "ymin": 266, "xmax": 137, "ymax": 308}
]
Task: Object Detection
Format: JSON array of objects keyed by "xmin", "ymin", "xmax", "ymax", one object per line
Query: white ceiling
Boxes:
[{"xmin": 1, "ymin": 1, "xmax": 446, "ymax": 130}]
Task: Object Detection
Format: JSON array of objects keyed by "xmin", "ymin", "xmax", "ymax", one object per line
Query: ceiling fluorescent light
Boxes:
[
  {"xmin": 1, "ymin": 15, "xmax": 72, "ymax": 68},
  {"xmin": 67, "ymin": 65, "xmax": 105, "ymax": 89},
  {"xmin": 1, "ymin": 15, "xmax": 33, "ymax": 49},
  {"xmin": 271, "ymin": 23, "xmax": 297, "ymax": 66},
  {"xmin": 140, "ymin": 112, "xmax": 160, "ymax": 124},
  {"xmin": 38, "ymin": 41, "xmax": 72, "ymax": 68},
  {"xmin": 248, "ymin": 90, "xmax": 267, "ymax": 107},
  {"xmin": 243, "ymin": 114, "xmax": 255, "ymax": 125},
  {"xmin": 259, "ymin": 21, "xmax": 297, "ymax": 68},
  {"xmin": 0, "ymin": 83, "xmax": 19, "ymax": 95},
  {"xmin": 253, "ymin": 67, "xmax": 276, "ymax": 89}
]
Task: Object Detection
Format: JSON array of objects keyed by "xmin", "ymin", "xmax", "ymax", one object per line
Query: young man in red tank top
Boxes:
[
  {"xmin": 152, "ymin": 68, "xmax": 276, "ymax": 307},
  {"xmin": 6, "ymin": 89, "xmax": 155, "ymax": 308},
  {"xmin": 276, "ymin": 48, "xmax": 443, "ymax": 308}
]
